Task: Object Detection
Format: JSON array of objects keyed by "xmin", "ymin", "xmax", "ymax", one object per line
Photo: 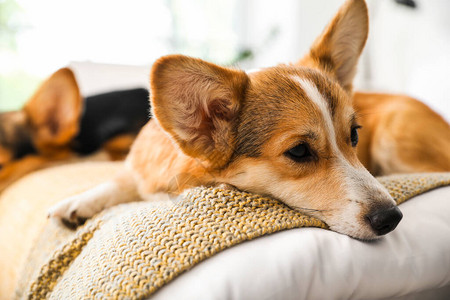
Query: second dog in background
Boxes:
[{"xmin": 0, "ymin": 68, "xmax": 150, "ymax": 193}]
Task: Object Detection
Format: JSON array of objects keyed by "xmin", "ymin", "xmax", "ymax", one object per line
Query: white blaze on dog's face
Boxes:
[{"xmin": 150, "ymin": 0, "xmax": 402, "ymax": 240}]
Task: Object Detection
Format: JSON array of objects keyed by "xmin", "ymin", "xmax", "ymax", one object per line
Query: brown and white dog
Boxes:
[{"xmin": 49, "ymin": 0, "xmax": 450, "ymax": 240}]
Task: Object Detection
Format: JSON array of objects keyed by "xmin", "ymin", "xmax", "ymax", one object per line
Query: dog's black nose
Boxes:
[{"xmin": 367, "ymin": 206, "xmax": 403, "ymax": 236}]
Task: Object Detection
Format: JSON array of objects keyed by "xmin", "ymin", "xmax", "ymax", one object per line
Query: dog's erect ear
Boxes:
[
  {"xmin": 298, "ymin": 0, "xmax": 368, "ymax": 92},
  {"xmin": 151, "ymin": 55, "xmax": 248, "ymax": 168},
  {"xmin": 24, "ymin": 68, "xmax": 82, "ymax": 151}
]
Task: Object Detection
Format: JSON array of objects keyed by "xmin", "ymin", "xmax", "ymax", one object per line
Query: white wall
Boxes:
[
  {"xmin": 237, "ymin": 0, "xmax": 343, "ymax": 69},
  {"xmin": 366, "ymin": 0, "xmax": 450, "ymax": 121},
  {"xmin": 241, "ymin": 0, "xmax": 450, "ymax": 121}
]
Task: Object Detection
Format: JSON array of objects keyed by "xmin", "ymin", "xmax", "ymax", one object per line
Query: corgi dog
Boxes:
[
  {"xmin": 0, "ymin": 68, "xmax": 150, "ymax": 193},
  {"xmin": 49, "ymin": 0, "xmax": 450, "ymax": 240}
]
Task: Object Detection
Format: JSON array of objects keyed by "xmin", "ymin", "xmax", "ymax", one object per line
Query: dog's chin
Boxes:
[{"xmin": 328, "ymin": 223, "xmax": 382, "ymax": 241}]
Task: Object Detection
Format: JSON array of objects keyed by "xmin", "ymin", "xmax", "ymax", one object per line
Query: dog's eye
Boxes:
[
  {"xmin": 351, "ymin": 126, "xmax": 361, "ymax": 147},
  {"xmin": 285, "ymin": 143, "xmax": 313, "ymax": 162}
]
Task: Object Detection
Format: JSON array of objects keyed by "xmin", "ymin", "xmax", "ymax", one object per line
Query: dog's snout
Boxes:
[{"xmin": 366, "ymin": 206, "xmax": 403, "ymax": 236}]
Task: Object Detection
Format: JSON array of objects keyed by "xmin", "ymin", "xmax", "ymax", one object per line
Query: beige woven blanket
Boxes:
[{"xmin": 18, "ymin": 173, "xmax": 450, "ymax": 299}]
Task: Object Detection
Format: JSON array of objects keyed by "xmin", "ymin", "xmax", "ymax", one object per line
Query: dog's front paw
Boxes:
[
  {"xmin": 48, "ymin": 194, "xmax": 100, "ymax": 229},
  {"xmin": 216, "ymin": 183, "xmax": 240, "ymax": 191}
]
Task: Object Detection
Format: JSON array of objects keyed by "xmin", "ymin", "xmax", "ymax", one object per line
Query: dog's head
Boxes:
[
  {"xmin": 0, "ymin": 68, "xmax": 82, "ymax": 191},
  {"xmin": 150, "ymin": 0, "xmax": 402, "ymax": 240}
]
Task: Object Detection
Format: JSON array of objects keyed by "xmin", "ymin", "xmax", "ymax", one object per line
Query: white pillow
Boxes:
[{"xmin": 150, "ymin": 186, "xmax": 450, "ymax": 300}]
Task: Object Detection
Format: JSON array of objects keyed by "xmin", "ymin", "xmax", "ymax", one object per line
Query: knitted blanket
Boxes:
[{"xmin": 19, "ymin": 173, "xmax": 450, "ymax": 299}]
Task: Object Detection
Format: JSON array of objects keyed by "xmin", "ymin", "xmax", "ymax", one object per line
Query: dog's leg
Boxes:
[
  {"xmin": 48, "ymin": 170, "xmax": 140, "ymax": 227},
  {"xmin": 216, "ymin": 183, "xmax": 239, "ymax": 191}
]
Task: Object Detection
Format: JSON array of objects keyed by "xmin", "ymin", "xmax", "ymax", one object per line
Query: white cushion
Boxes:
[{"xmin": 151, "ymin": 186, "xmax": 450, "ymax": 300}]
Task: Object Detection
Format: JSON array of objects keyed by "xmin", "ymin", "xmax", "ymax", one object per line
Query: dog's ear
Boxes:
[
  {"xmin": 298, "ymin": 0, "xmax": 368, "ymax": 92},
  {"xmin": 24, "ymin": 68, "xmax": 82, "ymax": 151},
  {"xmin": 151, "ymin": 55, "xmax": 249, "ymax": 168}
]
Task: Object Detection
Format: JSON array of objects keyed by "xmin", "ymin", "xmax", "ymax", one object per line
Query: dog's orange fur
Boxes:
[
  {"xmin": 354, "ymin": 92, "xmax": 450, "ymax": 175},
  {"xmin": 126, "ymin": 121, "xmax": 214, "ymax": 195}
]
